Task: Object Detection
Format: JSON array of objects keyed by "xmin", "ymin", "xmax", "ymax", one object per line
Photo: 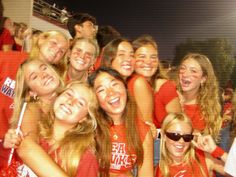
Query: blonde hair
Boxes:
[
  {"xmin": 177, "ymin": 53, "xmax": 222, "ymax": 140},
  {"xmin": 160, "ymin": 113, "xmax": 206, "ymax": 177},
  {"xmin": 29, "ymin": 30, "xmax": 69, "ymax": 76},
  {"xmin": 39, "ymin": 81, "xmax": 98, "ymax": 177},
  {"xmin": 10, "ymin": 59, "xmax": 63, "ymax": 127}
]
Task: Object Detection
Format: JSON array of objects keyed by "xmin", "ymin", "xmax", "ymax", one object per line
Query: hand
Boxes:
[
  {"xmin": 145, "ymin": 121, "xmax": 158, "ymax": 139},
  {"xmin": 3, "ymin": 129, "xmax": 24, "ymax": 149},
  {"xmin": 192, "ymin": 133, "xmax": 217, "ymax": 153}
]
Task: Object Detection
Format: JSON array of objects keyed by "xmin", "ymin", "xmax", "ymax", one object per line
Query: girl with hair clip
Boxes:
[
  {"xmin": 178, "ymin": 53, "xmax": 222, "ymax": 140},
  {"xmin": 156, "ymin": 113, "xmax": 226, "ymax": 177},
  {"xmin": 4, "ymin": 81, "xmax": 99, "ymax": 177},
  {"xmin": 64, "ymin": 38, "xmax": 99, "ymax": 83},
  {"xmin": 100, "ymin": 37, "xmax": 135, "ymax": 80},
  {"xmin": 29, "ymin": 30, "xmax": 69, "ymax": 76},
  {"xmin": 88, "ymin": 67, "xmax": 153, "ymax": 177}
]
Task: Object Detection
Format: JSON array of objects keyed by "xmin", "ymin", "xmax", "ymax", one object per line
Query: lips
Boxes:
[
  {"xmin": 60, "ymin": 104, "xmax": 72, "ymax": 114},
  {"xmin": 44, "ymin": 76, "xmax": 53, "ymax": 86},
  {"xmin": 108, "ymin": 97, "xmax": 120, "ymax": 106},
  {"xmin": 180, "ymin": 79, "xmax": 191, "ymax": 88}
]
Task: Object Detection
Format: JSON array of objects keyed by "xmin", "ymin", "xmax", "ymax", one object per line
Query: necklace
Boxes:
[{"xmin": 110, "ymin": 125, "xmax": 120, "ymax": 140}]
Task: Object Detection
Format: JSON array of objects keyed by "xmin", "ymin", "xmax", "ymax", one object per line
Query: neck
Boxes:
[
  {"xmin": 109, "ymin": 114, "xmax": 124, "ymax": 125},
  {"xmin": 53, "ymin": 119, "xmax": 74, "ymax": 141},
  {"xmin": 68, "ymin": 66, "xmax": 87, "ymax": 81},
  {"xmin": 183, "ymin": 89, "xmax": 199, "ymax": 104},
  {"xmin": 39, "ymin": 92, "xmax": 57, "ymax": 104}
]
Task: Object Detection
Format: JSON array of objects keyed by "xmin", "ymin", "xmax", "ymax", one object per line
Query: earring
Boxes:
[{"xmin": 33, "ymin": 94, "xmax": 39, "ymax": 101}]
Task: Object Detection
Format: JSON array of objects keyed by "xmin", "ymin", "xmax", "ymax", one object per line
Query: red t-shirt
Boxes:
[
  {"xmin": 183, "ymin": 104, "xmax": 206, "ymax": 131},
  {"xmin": 154, "ymin": 80, "xmax": 178, "ymax": 128},
  {"xmin": 0, "ymin": 51, "xmax": 28, "ymax": 168},
  {"xmin": 40, "ymin": 138, "xmax": 99, "ymax": 177},
  {"xmin": 109, "ymin": 118, "xmax": 150, "ymax": 174},
  {"xmin": 0, "ymin": 28, "xmax": 14, "ymax": 50},
  {"xmin": 156, "ymin": 150, "xmax": 210, "ymax": 177}
]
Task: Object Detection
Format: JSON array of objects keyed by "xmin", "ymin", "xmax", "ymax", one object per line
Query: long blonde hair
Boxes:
[
  {"xmin": 160, "ymin": 113, "xmax": 207, "ymax": 177},
  {"xmin": 177, "ymin": 53, "xmax": 222, "ymax": 140},
  {"xmin": 88, "ymin": 67, "xmax": 143, "ymax": 177},
  {"xmin": 10, "ymin": 59, "xmax": 63, "ymax": 127},
  {"xmin": 39, "ymin": 81, "xmax": 98, "ymax": 177},
  {"xmin": 29, "ymin": 30, "xmax": 69, "ymax": 76}
]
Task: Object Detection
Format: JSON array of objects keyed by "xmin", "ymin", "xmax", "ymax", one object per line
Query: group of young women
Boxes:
[{"xmin": 1, "ymin": 29, "xmax": 230, "ymax": 177}]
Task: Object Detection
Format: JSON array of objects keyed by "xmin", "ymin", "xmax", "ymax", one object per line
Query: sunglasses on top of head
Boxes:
[{"xmin": 165, "ymin": 131, "xmax": 194, "ymax": 142}]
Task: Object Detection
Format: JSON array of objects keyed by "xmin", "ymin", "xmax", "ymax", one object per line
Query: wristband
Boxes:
[{"xmin": 211, "ymin": 146, "xmax": 225, "ymax": 158}]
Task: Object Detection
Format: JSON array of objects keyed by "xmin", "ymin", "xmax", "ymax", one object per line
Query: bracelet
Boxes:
[{"xmin": 211, "ymin": 146, "xmax": 225, "ymax": 158}]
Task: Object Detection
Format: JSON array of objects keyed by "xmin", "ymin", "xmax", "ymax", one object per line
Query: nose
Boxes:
[
  {"xmin": 67, "ymin": 98, "xmax": 77, "ymax": 106},
  {"xmin": 106, "ymin": 87, "xmax": 115, "ymax": 96}
]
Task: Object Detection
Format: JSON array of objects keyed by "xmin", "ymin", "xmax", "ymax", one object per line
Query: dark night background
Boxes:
[{"xmin": 45, "ymin": 0, "xmax": 236, "ymax": 59}]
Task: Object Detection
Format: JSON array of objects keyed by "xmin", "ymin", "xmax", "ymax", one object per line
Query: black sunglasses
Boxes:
[{"xmin": 165, "ymin": 132, "xmax": 194, "ymax": 142}]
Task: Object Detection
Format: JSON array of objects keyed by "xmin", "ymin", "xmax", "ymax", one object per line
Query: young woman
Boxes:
[
  {"xmin": 4, "ymin": 82, "xmax": 99, "ymax": 177},
  {"xmin": 88, "ymin": 67, "xmax": 153, "ymax": 177},
  {"xmin": 178, "ymin": 53, "xmax": 222, "ymax": 140},
  {"xmin": 64, "ymin": 38, "xmax": 99, "ymax": 83},
  {"xmin": 156, "ymin": 113, "xmax": 226, "ymax": 177},
  {"xmin": 30, "ymin": 30, "xmax": 69, "ymax": 76},
  {"xmin": 100, "ymin": 38, "xmax": 135, "ymax": 80},
  {"xmin": 0, "ymin": 17, "xmax": 15, "ymax": 51}
]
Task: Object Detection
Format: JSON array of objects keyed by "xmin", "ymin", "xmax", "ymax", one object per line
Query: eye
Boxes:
[
  {"xmin": 78, "ymin": 100, "xmax": 85, "ymax": 107},
  {"xmin": 97, "ymin": 88, "xmax": 105, "ymax": 94}
]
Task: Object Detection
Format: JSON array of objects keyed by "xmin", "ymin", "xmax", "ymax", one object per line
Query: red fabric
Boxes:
[
  {"xmin": 93, "ymin": 55, "xmax": 102, "ymax": 71},
  {"xmin": 0, "ymin": 51, "xmax": 28, "ymax": 168},
  {"xmin": 0, "ymin": 29, "xmax": 14, "ymax": 50},
  {"xmin": 156, "ymin": 149, "xmax": 210, "ymax": 177},
  {"xmin": 183, "ymin": 104, "xmax": 206, "ymax": 131},
  {"xmin": 13, "ymin": 42, "xmax": 22, "ymax": 51},
  {"xmin": 223, "ymin": 102, "xmax": 233, "ymax": 116},
  {"xmin": 154, "ymin": 80, "xmax": 178, "ymax": 128},
  {"xmin": 75, "ymin": 149, "xmax": 99, "ymax": 177},
  {"xmin": 40, "ymin": 139, "xmax": 98, "ymax": 177},
  {"xmin": 109, "ymin": 118, "xmax": 149, "ymax": 174}
]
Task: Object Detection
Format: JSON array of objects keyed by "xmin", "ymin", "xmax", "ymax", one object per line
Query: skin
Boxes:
[
  {"xmin": 179, "ymin": 58, "xmax": 206, "ymax": 104},
  {"xmin": 68, "ymin": 40, "xmax": 96, "ymax": 81},
  {"xmin": 134, "ymin": 44, "xmax": 158, "ymax": 81},
  {"xmin": 94, "ymin": 72, "xmax": 154, "ymax": 177},
  {"xmin": 39, "ymin": 34, "xmax": 68, "ymax": 64},
  {"xmin": 111, "ymin": 41, "xmax": 135, "ymax": 78},
  {"xmin": 75, "ymin": 20, "xmax": 97, "ymax": 39}
]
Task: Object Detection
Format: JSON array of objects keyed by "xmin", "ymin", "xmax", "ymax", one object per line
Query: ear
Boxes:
[
  {"xmin": 201, "ymin": 76, "xmax": 207, "ymax": 84},
  {"xmin": 74, "ymin": 24, "xmax": 82, "ymax": 35},
  {"xmin": 29, "ymin": 90, "xmax": 37, "ymax": 97}
]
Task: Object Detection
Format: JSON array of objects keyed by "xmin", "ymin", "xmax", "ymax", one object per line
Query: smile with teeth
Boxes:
[
  {"xmin": 75, "ymin": 58, "xmax": 86, "ymax": 65},
  {"xmin": 44, "ymin": 76, "xmax": 53, "ymax": 86},
  {"xmin": 181, "ymin": 79, "xmax": 191, "ymax": 86},
  {"xmin": 108, "ymin": 97, "xmax": 120, "ymax": 106},
  {"xmin": 60, "ymin": 104, "xmax": 72, "ymax": 114}
]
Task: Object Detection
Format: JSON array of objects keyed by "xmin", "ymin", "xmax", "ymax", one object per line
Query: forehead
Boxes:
[
  {"xmin": 94, "ymin": 72, "xmax": 118, "ymax": 86},
  {"xmin": 118, "ymin": 41, "xmax": 133, "ymax": 50},
  {"xmin": 82, "ymin": 20, "xmax": 94, "ymax": 25},
  {"xmin": 67, "ymin": 85, "xmax": 91, "ymax": 100},
  {"xmin": 167, "ymin": 121, "xmax": 192, "ymax": 133},
  {"xmin": 182, "ymin": 58, "xmax": 202, "ymax": 69},
  {"xmin": 73, "ymin": 40, "xmax": 95, "ymax": 51},
  {"xmin": 136, "ymin": 44, "xmax": 157, "ymax": 52}
]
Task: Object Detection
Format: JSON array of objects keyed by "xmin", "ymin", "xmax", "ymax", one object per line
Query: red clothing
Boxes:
[
  {"xmin": 0, "ymin": 28, "xmax": 14, "ymax": 50},
  {"xmin": 40, "ymin": 139, "xmax": 99, "ymax": 177},
  {"xmin": 109, "ymin": 118, "xmax": 150, "ymax": 174},
  {"xmin": 0, "ymin": 51, "xmax": 28, "ymax": 168},
  {"xmin": 183, "ymin": 104, "xmax": 206, "ymax": 131},
  {"xmin": 154, "ymin": 80, "xmax": 178, "ymax": 128},
  {"xmin": 156, "ymin": 150, "xmax": 210, "ymax": 177}
]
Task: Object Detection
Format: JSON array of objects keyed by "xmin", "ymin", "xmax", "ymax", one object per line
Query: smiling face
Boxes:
[
  {"xmin": 111, "ymin": 41, "xmax": 135, "ymax": 78},
  {"xmin": 39, "ymin": 33, "xmax": 68, "ymax": 64},
  {"xmin": 24, "ymin": 60, "xmax": 60, "ymax": 97},
  {"xmin": 134, "ymin": 44, "xmax": 158, "ymax": 80},
  {"xmin": 94, "ymin": 72, "xmax": 127, "ymax": 120},
  {"xmin": 69, "ymin": 40, "xmax": 96, "ymax": 72},
  {"xmin": 179, "ymin": 58, "xmax": 206, "ymax": 95},
  {"xmin": 53, "ymin": 84, "xmax": 90, "ymax": 125},
  {"xmin": 164, "ymin": 120, "xmax": 192, "ymax": 163}
]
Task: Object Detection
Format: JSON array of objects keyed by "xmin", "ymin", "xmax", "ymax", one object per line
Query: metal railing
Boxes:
[{"xmin": 33, "ymin": 0, "xmax": 71, "ymax": 25}]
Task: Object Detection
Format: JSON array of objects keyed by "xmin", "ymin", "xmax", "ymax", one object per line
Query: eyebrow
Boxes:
[
  {"xmin": 39, "ymin": 64, "xmax": 47, "ymax": 70},
  {"xmin": 95, "ymin": 78, "xmax": 117, "ymax": 90}
]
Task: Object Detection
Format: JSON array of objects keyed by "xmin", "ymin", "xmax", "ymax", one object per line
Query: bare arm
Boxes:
[
  {"xmin": 165, "ymin": 97, "xmax": 182, "ymax": 114},
  {"xmin": 133, "ymin": 77, "xmax": 154, "ymax": 122},
  {"xmin": 138, "ymin": 130, "xmax": 154, "ymax": 177},
  {"xmin": 16, "ymin": 103, "xmax": 68, "ymax": 177}
]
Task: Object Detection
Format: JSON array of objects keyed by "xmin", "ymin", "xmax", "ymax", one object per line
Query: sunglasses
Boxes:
[{"xmin": 165, "ymin": 132, "xmax": 194, "ymax": 142}]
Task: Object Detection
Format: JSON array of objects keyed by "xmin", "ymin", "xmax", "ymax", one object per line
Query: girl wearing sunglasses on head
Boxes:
[{"xmin": 156, "ymin": 113, "xmax": 226, "ymax": 177}]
